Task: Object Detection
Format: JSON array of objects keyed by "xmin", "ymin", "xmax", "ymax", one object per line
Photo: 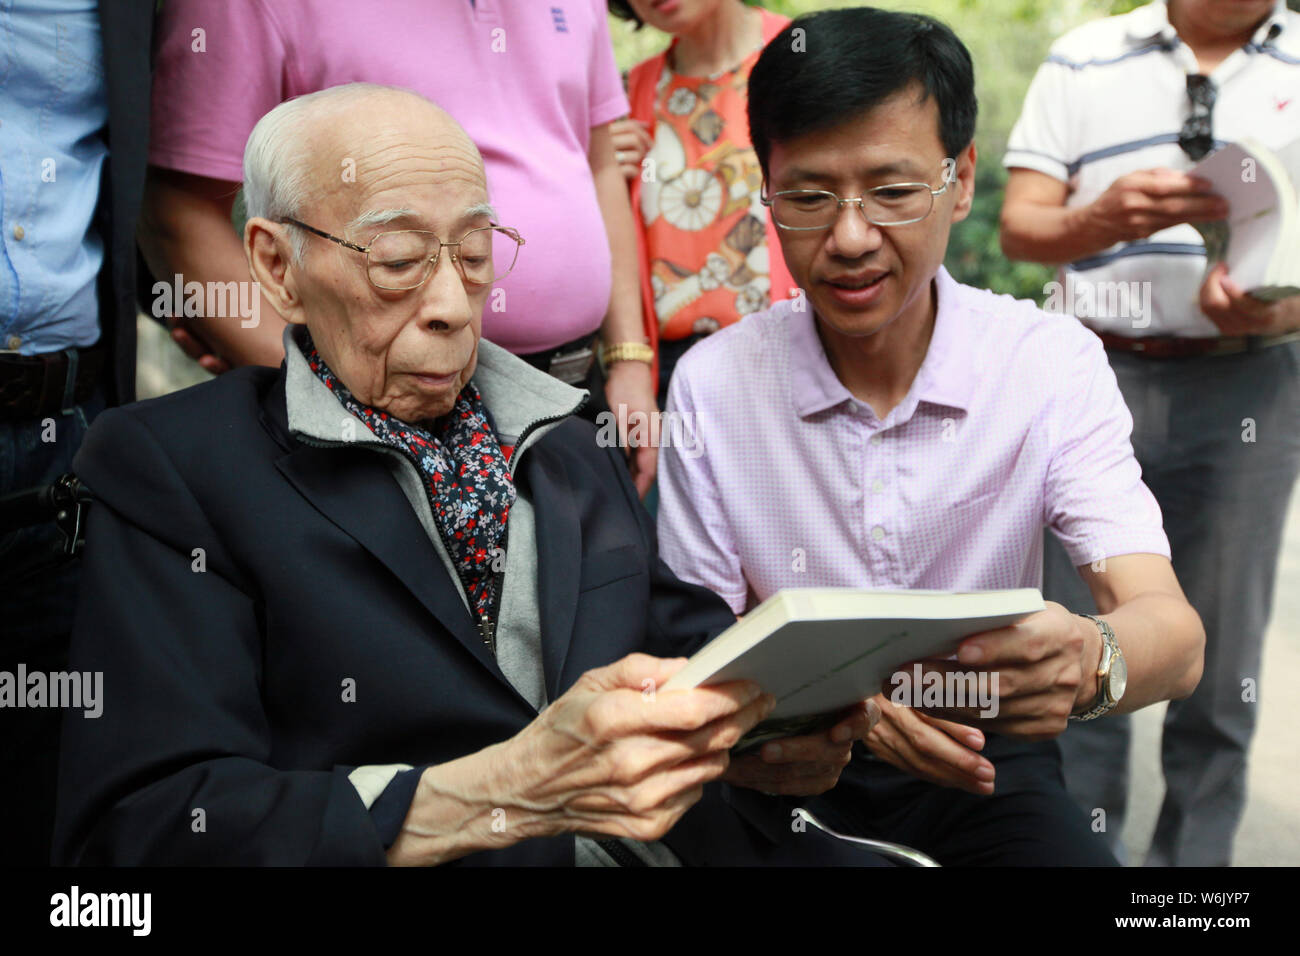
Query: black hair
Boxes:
[
  {"xmin": 607, "ymin": 1, "xmax": 643, "ymax": 26},
  {"xmin": 746, "ymin": 7, "xmax": 978, "ymax": 179},
  {"xmin": 608, "ymin": 1, "xmax": 759, "ymax": 30}
]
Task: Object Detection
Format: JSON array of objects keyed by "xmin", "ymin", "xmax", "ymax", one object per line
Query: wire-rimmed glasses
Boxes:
[
  {"xmin": 762, "ymin": 161, "xmax": 956, "ymax": 230},
  {"xmin": 281, "ymin": 218, "xmax": 525, "ymax": 290}
]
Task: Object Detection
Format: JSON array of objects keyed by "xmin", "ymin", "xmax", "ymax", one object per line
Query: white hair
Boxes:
[
  {"xmin": 344, "ymin": 202, "xmax": 499, "ymax": 233},
  {"xmin": 463, "ymin": 202, "xmax": 498, "ymax": 223},
  {"xmin": 242, "ymin": 83, "xmax": 444, "ymax": 262},
  {"xmin": 345, "ymin": 207, "xmax": 419, "ymax": 232}
]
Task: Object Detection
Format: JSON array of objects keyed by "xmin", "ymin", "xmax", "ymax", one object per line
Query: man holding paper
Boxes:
[
  {"xmin": 1000, "ymin": 0, "xmax": 1300, "ymax": 866},
  {"xmin": 657, "ymin": 7, "xmax": 1206, "ymax": 866},
  {"xmin": 54, "ymin": 84, "xmax": 884, "ymax": 868}
]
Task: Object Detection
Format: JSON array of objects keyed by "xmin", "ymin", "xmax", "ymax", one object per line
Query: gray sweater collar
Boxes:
[{"xmin": 282, "ymin": 323, "xmax": 588, "ymax": 447}]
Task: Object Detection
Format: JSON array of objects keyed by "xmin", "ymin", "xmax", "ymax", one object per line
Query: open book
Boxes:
[
  {"xmin": 662, "ymin": 588, "xmax": 1045, "ymax": 751},
  {"xmin": 1192, "ymin": 137, "xmax": 1300, "ymax": 301}
]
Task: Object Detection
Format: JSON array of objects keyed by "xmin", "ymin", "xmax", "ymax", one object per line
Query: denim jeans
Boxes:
[{"xmin": 0, "ymin": 387, "xmax": 106, "ymax": 866}]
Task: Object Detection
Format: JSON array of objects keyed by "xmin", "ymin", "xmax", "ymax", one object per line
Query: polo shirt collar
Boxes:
[
  {"xmin": 788, "ymin": 265, "xmax": 975, "ymax": 421},
  {"xmin": 1125, "ymin": 0, "xmax": 1178, "ymax": 44},
  {"xmin": 1252, "ymin": 0, "xmax": 1289, "ymax": 43},
  {"xmin": 788, "ymin": 296, "xmax": 853, "ymax": 418},
  {"xmin": 913, "ymin": 266, "xmax": 976, "ymax": 413},
  {"xmin": 1126, "ymin": 0, "xmax": 1288, "ymax": 45}
]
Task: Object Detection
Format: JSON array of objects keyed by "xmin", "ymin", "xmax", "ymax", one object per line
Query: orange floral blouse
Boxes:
[{"xmin": 627, "ymin": 9, "xmax": 793, "ymax": 345}]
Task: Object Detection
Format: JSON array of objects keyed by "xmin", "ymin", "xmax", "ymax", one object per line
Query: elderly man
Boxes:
[{"xmin": 51, "ymin": 84, "xmax": 880, "ymax": 867}]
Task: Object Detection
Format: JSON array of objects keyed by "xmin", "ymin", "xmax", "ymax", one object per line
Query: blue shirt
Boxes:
[{"xmin": 0, "ymin": 0, "xmax": 108, "ymax": 354}]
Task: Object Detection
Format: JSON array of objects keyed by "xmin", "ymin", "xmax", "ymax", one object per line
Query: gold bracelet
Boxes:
[{"xmin": 600, "ymin": 342, "xmax": 654, "ymax": 366}]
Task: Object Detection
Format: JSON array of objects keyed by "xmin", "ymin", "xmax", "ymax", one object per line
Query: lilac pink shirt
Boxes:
[
  {"xmin": 657, "ymin": 267, "xmax": 1170, "ymax": 613},
  {"xmin": 148, "ymin": 0, "xmax": 628, "ymax": 354}
]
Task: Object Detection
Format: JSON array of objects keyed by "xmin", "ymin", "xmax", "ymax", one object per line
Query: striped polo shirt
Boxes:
[{"xmin": 1004, "ymin": 0, "xmax": 1300, "ymax": 337}]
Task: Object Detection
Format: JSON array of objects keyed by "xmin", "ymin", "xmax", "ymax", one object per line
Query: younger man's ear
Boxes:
[
  {"xmin": 949, "ymin": 142, "xmax": 978, "ymax": 224},
  {"xmin": 245, "ymin": 218, "xmax": 305, "ymax": 324}
]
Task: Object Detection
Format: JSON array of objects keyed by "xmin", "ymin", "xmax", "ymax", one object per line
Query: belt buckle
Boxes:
[
  {"xmin": 58, "ymin": 347, "xmax": 80, "ymax": 415},
  {"xmin": 547, "ymin": 347, "xmax": 594, "ymax": 386}
]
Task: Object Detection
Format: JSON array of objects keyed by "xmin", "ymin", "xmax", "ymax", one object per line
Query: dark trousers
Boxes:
[
  {"xmin": 1046, "ymin": 342, "xmax": 1300, "ymax": 866},
  {"xmin": 666, "ymin": 783, "xmax": 896, "ymax": 866},
  {"xmin": 806, "ymin": 739, "xmax": 1119, "ymax": 866},
  {"xmin": 0, "ymin": 387, "xmax": 105, "ymax": 866}
]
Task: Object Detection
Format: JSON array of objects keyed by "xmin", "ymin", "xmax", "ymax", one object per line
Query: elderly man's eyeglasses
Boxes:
[
  {"xmin": 281, "ymin": 218, "xmax": 525, "ymax": 290},
  {"xmin": 762, "ymin": 161, "xmax": 956, "ymax": 230}
]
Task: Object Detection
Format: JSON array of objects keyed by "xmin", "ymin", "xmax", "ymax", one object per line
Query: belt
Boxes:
[
  {"xmin": 517, "ymin": 333, "xmax": 597, "ymax": 386},
  {"xmin": 1096, "ymin": 330, "xmax": 1300, "ymax": 359},
  {"xmin": 0, "ymin": 343, "xmax": 105, "ymax": 421}
]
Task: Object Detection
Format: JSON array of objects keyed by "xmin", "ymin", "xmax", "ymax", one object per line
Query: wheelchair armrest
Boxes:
[{"xmin": 793, "ymin": 807, "xmax": 941, "ymax": 867}]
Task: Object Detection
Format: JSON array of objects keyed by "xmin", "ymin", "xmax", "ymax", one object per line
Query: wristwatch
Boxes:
[{"xmin": 1070, "ymin": 614, "xmax": 1126, "ymax": 721}]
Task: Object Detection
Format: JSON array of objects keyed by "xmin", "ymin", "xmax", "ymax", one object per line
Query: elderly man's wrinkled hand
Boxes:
[{"xmin": 504, "ymin": 653, "xmax": 774, "ymax": 844}]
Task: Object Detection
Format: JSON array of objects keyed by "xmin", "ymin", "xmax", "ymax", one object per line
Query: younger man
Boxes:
[{"xmin": 657, "ymin": 7, "xmax": 1205, "ymax": 865}]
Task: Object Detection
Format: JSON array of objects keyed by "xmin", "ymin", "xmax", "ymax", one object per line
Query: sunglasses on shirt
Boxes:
[{"xmin": 1179, "ymin": 73, "xmax": 1217, "ymax": 161}]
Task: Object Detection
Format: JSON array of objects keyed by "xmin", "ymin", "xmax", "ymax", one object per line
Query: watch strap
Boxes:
[{"xmin": 1070, "ymin": 614, "xmax": 1120, "ymax": 722}]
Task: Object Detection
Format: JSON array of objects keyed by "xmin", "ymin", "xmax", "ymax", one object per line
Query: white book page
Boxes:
[{"xmin": 1194, "ymin": 143, "xmax": 1281, "ymax": 290}]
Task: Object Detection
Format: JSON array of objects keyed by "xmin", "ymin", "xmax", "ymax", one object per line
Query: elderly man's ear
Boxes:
[{"xmin": 246, "ymin": 218, "xmax": 307, "ymax": 324}]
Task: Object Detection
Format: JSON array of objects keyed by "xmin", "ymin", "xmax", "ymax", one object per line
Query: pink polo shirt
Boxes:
[
  {"xmin": 149, "ymin": 0, "xmax": 628, "ymax": 355},
  {"xmin": 656, "ymin": 267, "xmax": 1170, "ymax": 614}
]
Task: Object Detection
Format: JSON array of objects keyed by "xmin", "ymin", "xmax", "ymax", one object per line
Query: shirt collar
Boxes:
[
  {"xmin": 1126, "ymin": 0, "xmax": 1288, "ymax": 45},
  {"xmin": 283, "ymin": 323, "xmax": 586, "ymax": 446},
  {"xmin": 1252, "ymin": 0, "xmax": 1290, "ymax": 43},
  {"xmin": 1126, "ymin": 0, "xmax": 1178, "ymax": 43},
  {"xmin": 788, "ymin": 265, "xmax": 975, "ymax": 421},
  {"xmin": 788, "ymin": 297, "xmax": 853, "ymax": 418}
]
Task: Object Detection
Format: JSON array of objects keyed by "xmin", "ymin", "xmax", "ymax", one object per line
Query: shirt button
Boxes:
[
  {"xmin": 871, "ymin": 479, "xmax": 884, "ymax": 494},
  {"xmin": 871, "ymin": 525, "xmax": 886, "ymax": 541},
  {"xmin": 12, "ymin": 224, "xmax": 25, "ymax": 241},
  {"xmin": 870, "ymin": 434, "xmax": 882, "ymax": 447},
  {"xmin": 5, "ymin": 335, "xmax": 20, "ymax": 350}
]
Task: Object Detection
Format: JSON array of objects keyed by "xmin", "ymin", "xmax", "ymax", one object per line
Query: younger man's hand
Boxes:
[{"xmin": 723, "ymin": 699, "xmax": 879, "ymax": 796}]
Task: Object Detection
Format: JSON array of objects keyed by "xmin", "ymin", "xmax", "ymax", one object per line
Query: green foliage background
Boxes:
[{"xmin": 608, "ymin": 0, "xmax": 1294, "ymax": 304}]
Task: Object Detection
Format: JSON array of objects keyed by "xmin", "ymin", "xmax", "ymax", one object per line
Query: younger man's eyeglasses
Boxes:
[{"xmin": 762, "ymin": 160, "xmax": 957, "ymax": 230}]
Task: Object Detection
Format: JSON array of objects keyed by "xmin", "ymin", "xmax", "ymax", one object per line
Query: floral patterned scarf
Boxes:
[{"xmin": 301, "ymin": 334, "xmax": 515, "ymax": 621}]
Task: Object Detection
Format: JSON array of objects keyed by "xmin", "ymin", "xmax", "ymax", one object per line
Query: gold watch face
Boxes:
[{"xmin": 1108, "ymin": 652, "xmax": 1128, "ymax": 702}]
